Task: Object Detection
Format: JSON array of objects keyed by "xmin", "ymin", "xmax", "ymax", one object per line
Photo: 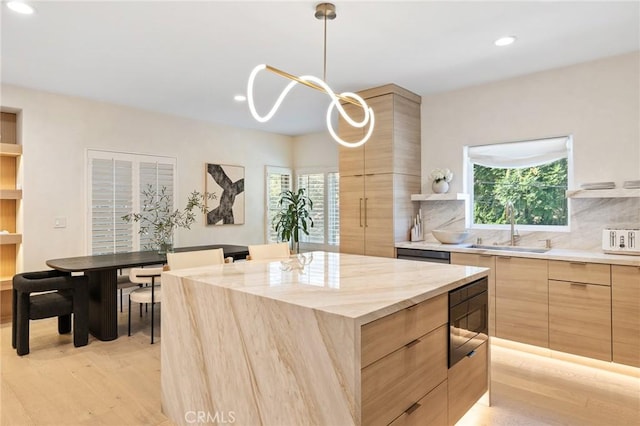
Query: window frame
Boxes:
[{"xmin": 463, "ymin": 136, "xmax": 573, "ymax": 232}]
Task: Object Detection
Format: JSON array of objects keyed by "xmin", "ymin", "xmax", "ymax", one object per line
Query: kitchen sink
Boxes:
[{"xmin": 468, "ymin": 244, "xmax": 550, "ymax": 253}]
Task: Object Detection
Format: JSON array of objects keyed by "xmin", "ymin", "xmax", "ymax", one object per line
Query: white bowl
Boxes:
[{"xmin": 432, "ymin": 229, "xmax": 469, "ymax": 244}]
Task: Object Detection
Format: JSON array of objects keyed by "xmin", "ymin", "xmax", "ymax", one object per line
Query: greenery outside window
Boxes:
[{"xmin": 465, "ymin": 136, "xmax": 572, "ymax": 231}]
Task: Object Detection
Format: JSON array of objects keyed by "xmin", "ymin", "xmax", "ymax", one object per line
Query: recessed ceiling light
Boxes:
[
  {"xmin": 234, "ymin": 95, "xmax": 247, "ymax": 102},
  {"xmin": 6, "ymin": 1, "xmax": 35, "ymax": 15},
  {"xmin": 494, "ymin": 36, "xmax": 517, "ymax": 47}
]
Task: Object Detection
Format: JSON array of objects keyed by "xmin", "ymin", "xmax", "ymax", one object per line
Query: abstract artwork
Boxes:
[{"xmin": 205, "ymin": 163, "xmax": 245, "ymax": 225}]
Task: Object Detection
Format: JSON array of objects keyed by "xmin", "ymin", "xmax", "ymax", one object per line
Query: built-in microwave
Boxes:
[{"xmin": 448, "ymin": 277, "xmax": 488, "ymax": 368}]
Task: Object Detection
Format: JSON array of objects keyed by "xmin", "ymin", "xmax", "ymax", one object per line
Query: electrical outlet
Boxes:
[{"xmin": 54, "ymin": 217, "xmax": 67, "ymax": 228}]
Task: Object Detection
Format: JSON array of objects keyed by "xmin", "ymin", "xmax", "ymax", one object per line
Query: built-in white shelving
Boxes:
[
  {"xmin": 566, "ymin": 188, "xmax": 640, "ymax": 199},
  {"xmin": 411, "ymin": 193, "xmax": 469, "ymax": 201}
]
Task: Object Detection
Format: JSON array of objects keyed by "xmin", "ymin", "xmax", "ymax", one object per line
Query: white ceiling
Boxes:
[{"xmin": 2, "ymin": 1, "xmax": 639, "ymax": 136}]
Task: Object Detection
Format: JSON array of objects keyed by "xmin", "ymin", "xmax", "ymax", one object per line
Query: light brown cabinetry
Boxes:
[
  {"xmin": 495, "ymin": 257, "xmax": 549, "ymax": 347},
  {"xmin": 612, "ymin": 265, "xmax": 640, "ymax": 367},
  {"xmin": 1, "ymin": 112, "xmax": 21, "ymax": 324},
  {"xmin": 361, "ymin": 294, "xmax": 448, "ymax": 426},
  {"xmin": 339, "ymin": 85, "xmax": 420, "ymax": 258},
  {"xmin": 447, "ymin": 341, "xmax": 488, "ymax": 426},
  {"xmin": 388, "ymin": 381, "xmax": 448, "ymax": 426},
  {"xmin": 451, "ymin": 252, "xmax": 496, "ymax": 335},
  {"xmin": 548, "ymin": 260, "xmax": 612, "ymax": 361}
]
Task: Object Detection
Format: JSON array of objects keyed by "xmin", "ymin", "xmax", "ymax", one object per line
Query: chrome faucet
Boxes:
[{"xmin": 505, "ymin": 201, "xmax": 519, "ymax": 246}]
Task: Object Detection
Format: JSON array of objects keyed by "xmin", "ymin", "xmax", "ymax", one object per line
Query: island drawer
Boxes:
[
  {"xmin": 388, "ymin": 379, "xmax": 448, "ymax": 426},
  {"xmin": 361, "ymin": 293, "xmax": 447, "ymax": 368},
  {"xmin": 361, "ymin": 325, "xmax": 448, "ymax": 426},
  {"xmin": 448, "ymin": 340, "xmax": 487, "ymax": 426},
  {"xmin": 548, "ymin": 260, "xmax": 611, "ymax": 286}
]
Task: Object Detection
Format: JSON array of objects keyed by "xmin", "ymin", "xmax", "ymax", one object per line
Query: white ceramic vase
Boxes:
[{"xmin": 432, "ymin": 180, "xmax": 449, "ymax": 194}]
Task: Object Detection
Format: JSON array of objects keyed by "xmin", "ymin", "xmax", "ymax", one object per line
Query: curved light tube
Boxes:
[{"xmin": 247, "ymin": 64, "xmax": 374, "ymax": 148}]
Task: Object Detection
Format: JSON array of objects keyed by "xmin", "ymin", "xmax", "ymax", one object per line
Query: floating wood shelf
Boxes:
[
  {"xmin": 566, "ymin": 188, "xmax": 640, "ymax": 199},
  {"xmin": 0, "ymin": 143, "xmax": 22, "ymax": 157},
  {"xmin": 0, "ymin": 278, "xmax": 11, "ymax": 292},
  {"xmin": 0, "ymin": 189, "xmax": 22, "ymax": 200},
  {"xmin": 0, "ymin": 233, "xmax": 22, "ymax": 245},
  {"xmin": 411, "ymin": 193, "xmax": 469, "ymax": 201}
]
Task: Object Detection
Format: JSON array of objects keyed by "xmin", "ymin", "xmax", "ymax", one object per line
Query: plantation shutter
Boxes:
[
  {"xmin": 266, "ymin": 167, "xmax": 292, "ymax": 243},
  {"xmin": 297, "ymin": 173, "xmax": 325, "ymax": 244},
  {"xmin": 327, "ymin": 172, "xmax": 340, "ymax": 246},
  {"xmin": 139, "ymin": 162, "xmax": 175, "ymax": 250},
  {"xmin": 88, "ymin": 150, "xmax": 176, "ymax": 254},
  {"xmin": 90, "ymin": 158, "xmax": 133, "ymax": 255}
]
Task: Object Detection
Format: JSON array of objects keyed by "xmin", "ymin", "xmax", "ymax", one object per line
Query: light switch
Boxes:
[{"xmin": 54, "ymin": 217, "xmax": 67, "ymax": 228}]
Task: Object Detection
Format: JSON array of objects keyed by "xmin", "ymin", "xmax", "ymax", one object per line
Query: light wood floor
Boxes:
[{"xmin": 2, "ymin": 311, "xmax": 639, "ymax": 425}]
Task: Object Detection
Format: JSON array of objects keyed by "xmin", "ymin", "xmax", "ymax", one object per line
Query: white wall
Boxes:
[
  {"xmin": 292, "ymin": 131, "xmax": 338, "ymax": 170},
  {"xmin": 2, "ymin": 85, "xmax": 293, "ymax": 271},
  {"xmin": 421, "ymin": 52, "xmax": 640, "ymax": 194}
]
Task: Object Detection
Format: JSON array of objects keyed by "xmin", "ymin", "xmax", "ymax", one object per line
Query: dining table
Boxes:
[{"xmin": 46, "ymin": 244, "xmax": 249, "ymax": 341}]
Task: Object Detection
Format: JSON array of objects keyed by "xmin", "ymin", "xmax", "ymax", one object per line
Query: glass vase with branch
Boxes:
[{"xmin": 122, "ymin": 185, "xmax": 216, "ymax": 254}]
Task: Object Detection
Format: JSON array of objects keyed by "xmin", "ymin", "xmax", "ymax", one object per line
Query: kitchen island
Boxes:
[{"xmin": 161, "ymin": 251, "xmax": 489, "ymax": 426}]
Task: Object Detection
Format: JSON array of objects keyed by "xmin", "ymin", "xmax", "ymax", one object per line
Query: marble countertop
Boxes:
[
  {"xmin": 396, "ymin": 241, "xmax": 640, "ymax": 266},
  {"xmin": 164, "ymin": 251, "xmax": 488, "ymax": 325}
]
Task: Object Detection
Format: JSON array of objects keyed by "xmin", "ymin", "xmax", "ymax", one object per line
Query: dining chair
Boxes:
[
  {"xmin": 165, "ymin": 248, "xmax": 231, "ymax": 271},
  {"xmin": 117, "ymin": 270, "xmax": 142, "ymax": 313},
  {"xmin": 247, "ymin": 242, "xmax": 291, "ymax": 261},
  {"xmin": 128, "ymin": 266, "xmax": 163, "ymax": 344},
  {"xmin": 12, "ymin": 270, "xmax": 89, "ymax": 356}
]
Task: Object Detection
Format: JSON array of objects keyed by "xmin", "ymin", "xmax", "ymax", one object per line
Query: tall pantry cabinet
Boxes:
[
  {"xmin": 339, "ymin": 85, "xmax": 421, "ymax": 258},
  {"xmin": 1, "ymin": 112, "xmax": 22, "ymax": 323}
]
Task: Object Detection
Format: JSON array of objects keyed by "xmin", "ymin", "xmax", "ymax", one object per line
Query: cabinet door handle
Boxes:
[
  {"xmin": 498, "ymin": 256, "xmax": 512, "ymax": 260},
  {"xmin": 359, "ymin": 198, "xmax": 363, "ymax": 227},
  {"xmin": 405, "ymin": 402, "xmax": 421, "ymax": 415},
  {"xmin": 364, "ymin": 198, "xmax": 368, "ymax": 227},
  {"xmin": 405, "ymin": 338, "xmax": 420, "ymax": 348},
  {"xmin": 467, "ymin": 349, "xmax": 477, "ymax": 358},
  {"xmin": 570, "ymin": 262, "xmax": 587, "ymax": 266},
  {"xmin": 480, "ymin": 254, "xmax": 493, "ymax": 258},
  {"xmin": 570, "ymin": 282, "xmax": 588, "ymax": 287}
]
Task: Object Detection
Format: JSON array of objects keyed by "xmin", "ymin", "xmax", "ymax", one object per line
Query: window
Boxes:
[
  {"xmin": 465, "ymin": 136, "xmax": 572, "ymax": 230},
  {"xmin": 88, "ymin": 150, "xmax": 176, "ymax": 254},
  {"xmin": 265, "ymin": 166, "xmax": 340, "ymax": 249},
  {"xmin": 297, "ymin": 169, "xmax": 340, "ymax": 249},
  {"xmin": 265, "ymin": 166, "xmax": 292, "ymax": 243}
]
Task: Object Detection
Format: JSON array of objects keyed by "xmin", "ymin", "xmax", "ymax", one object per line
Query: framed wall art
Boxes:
[{"xmin": 205, "ymin": 163, "xmax": 245, "ymax": 225}]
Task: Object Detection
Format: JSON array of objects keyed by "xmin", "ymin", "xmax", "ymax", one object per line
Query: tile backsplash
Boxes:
[{"xmin": 419, "ymin": 197, "xmax": 639, "ymax": 251}]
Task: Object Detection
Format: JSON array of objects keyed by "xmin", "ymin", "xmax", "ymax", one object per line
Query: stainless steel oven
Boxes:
[{"xmin": 448, "ymin": 277, "xmax": 488, "ymax": 367}]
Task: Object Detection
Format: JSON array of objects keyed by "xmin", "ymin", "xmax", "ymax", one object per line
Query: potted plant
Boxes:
[
  {"xmin": 272, "ymin": 188, "xmax": 314, "ymax": 254},
  {"xmin": 122, "ymin": 185, "xmax": 216, "ymax": 253}
]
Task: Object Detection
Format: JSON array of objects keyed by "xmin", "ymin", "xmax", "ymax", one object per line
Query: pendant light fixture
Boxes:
[{"xmin": 247, "ymin": 3, "xmax": 374, "ymax": 148}]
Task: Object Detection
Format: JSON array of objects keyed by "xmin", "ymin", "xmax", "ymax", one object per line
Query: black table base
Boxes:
[{"xmin": 87, "ymin": 270, "xmax": 118, "ymax": 341}]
